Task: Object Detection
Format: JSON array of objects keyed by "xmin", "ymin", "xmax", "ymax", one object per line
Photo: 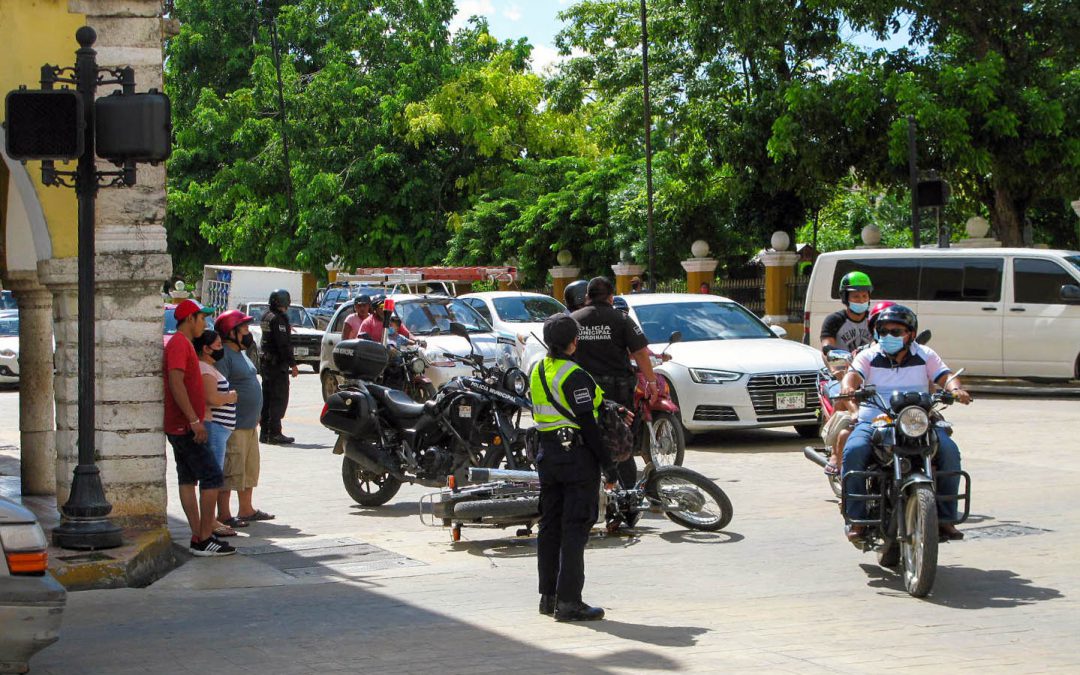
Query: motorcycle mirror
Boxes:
[
  {"xmin": 667, "ymin": 331, "xmax": 682, "ymax": 344},
  {"xmin": 448, "ymin": 322, "xmax": 470, "ymax": 340},
  {"xmin": 915, "ymin": 329, "xmax": 932, "ymax": 345}
]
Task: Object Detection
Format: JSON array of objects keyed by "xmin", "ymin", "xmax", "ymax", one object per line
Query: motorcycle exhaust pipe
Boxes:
[
  {"xmin": 803, "ymin": 445, "xmax": 829, "ymax": 468},
  {"xmin": 344, "ymin": 441, "xmax": 392, "ymax": 476},
  {"xmin": 468, "ymin": 467, "xmax": 540, "ymax": 483}
]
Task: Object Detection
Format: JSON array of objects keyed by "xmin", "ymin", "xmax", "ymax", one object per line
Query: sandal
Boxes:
[
  {"xmin": 824, "ymin": 462, "xmax": 840, "ymax": 476},
  {"xmin": 213, "ymin": 524, "xmax": 238, "ymax": 537},
  {"xmin": 238, "ymin": 509, "xmax": 275, "ymax": 521},
  {"xmin": 222, "ymin": 517, "xmax": 249, "ymax": 528}
]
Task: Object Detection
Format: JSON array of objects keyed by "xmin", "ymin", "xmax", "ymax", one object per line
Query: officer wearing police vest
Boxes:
[
  {"xmin": 531, "ymin": 314, "xmax": 617, "ymax": 622},
  {"xmin": 571, "ymin": 277, "xmax": 659, "ymax": 488},
  {"xmin": 260, "ymin": 289, "xmax": 299, "ymax": 445}
]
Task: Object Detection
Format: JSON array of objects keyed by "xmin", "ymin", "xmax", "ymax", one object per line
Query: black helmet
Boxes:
[
  {"xmin": 586, "ymin": 276, "xmax": 615, "ymax": 301},
  {"xmin": 874, "ymin": 303, "xmax": 917, "ymax": 334},
  {"xmin": 612, "ymin": 296, "xmax": 629, "ymax": 314},
  {"xmin": 838, "ymin": 271, "xmax": 873, "ymax": 305},
  {"xmin": 269, "ymin": 288, "xmax": 291, "ymax": 309},
  {"xmin": 370, "ymin": 294, "xmax": 386, "ymax": 312},
  {"xmin": 563, "ymin": 280, "xmax": 587, "ymax": 312}
]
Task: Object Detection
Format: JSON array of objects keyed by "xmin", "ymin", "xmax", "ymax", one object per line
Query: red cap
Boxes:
[{"xmin": 173, "ymin": 300, "xmax": 213, "ymax": 322}]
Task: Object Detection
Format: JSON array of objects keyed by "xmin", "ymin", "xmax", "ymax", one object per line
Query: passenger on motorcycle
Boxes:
[
  {"xmin": 839, "ymin": 304, "xmax": 971, "ymax": 543},
  {"xmin": 821, "ymin": 271, "xmax": 874, "ymax": 353},
  {"xmin": 359, "ymin": 296, "xmax": 412, "ymax": 344}
]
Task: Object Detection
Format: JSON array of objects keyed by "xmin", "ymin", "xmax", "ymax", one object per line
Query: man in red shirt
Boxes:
[
  {"xmin": 358, "ymin": 296, "xmax": 412, "ymax": 343},
  {"xmin": 164, "ymin": 300, "xmax": 235, "ymax": 557}
]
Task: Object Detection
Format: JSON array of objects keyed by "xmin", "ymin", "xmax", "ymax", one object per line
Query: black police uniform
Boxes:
[
  {"xmin": 570, "ymin": 302, "xmax": 649, "ymax": 486},
  {"xmin": 536, "ymin": 366, "xmax": 612, "ymax": 606},
  {"xmin": 260, "ymin": 306, "xmax": 295, "ymax": 438}
]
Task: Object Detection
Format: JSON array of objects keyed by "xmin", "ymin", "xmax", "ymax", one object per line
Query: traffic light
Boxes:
[
  {"xmin": 95, "ymin": 89, "xmax": 171, "ymax": 163},
  {"xmin": 917, "ymin": 178, "xmax": 951, "ymax": 208},
  {"xmin": 4, "ymin": 88, "xmax": 84, "ymax": 160}
]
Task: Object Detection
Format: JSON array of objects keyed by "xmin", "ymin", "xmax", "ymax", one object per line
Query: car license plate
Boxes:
[
  {"xmin": 294, "ymin": 347, "xmax": 309, "ymax": 356},
  {"xmin": 775, "ymin": 391, "xmax": 804, "ymax": 410}
]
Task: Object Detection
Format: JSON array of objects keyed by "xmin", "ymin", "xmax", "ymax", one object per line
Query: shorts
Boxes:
[
  {"xmin": 167, "ymin": 432, "xmax": 224, "ymax": 489},
  {"xmin": 205, "ymin": 421, "xmax": 233, "ymax": 470},
  {"xmin": 223, "ymin": 427, "xmax": 260, "ymax": 491},
  {"xmin": 822, "ymin": 410, "xmax": 854, "ymax": 448}
]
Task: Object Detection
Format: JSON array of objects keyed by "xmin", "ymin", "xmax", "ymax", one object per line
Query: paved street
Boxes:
[{"xmin": 2, "ymin": 374, "xmax": 1079, "ymax": 674}]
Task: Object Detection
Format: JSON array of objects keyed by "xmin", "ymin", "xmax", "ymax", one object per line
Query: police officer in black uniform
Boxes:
[
  {"xmin": 533, "ymin": 314, "xmax": 616, "ymax": 622},
  {"xmin": 260, "ymin": 289, "xmax": 298, "ymax": 444},
  {"xmin": 571, "ymin": 277, "xmax": 659, "ymax": 488}
]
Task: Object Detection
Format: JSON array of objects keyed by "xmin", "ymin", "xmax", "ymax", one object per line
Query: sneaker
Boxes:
[{"xmin": 190, "ymin": 536, "xmax": 237, "ymax": 557}]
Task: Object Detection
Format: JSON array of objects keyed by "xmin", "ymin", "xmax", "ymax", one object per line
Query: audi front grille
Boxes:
[{"xmin": 745, "ymin": 371, "xmax": 819, "ymax": 420}]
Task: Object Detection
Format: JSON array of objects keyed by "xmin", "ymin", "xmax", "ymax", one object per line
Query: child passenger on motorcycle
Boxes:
[{"xmin": 839, "ymin": 304, "xmax": 971, "ymax": 543}]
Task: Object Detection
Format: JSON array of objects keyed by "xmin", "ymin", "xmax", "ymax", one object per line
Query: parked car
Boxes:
[
  {"xmin": 318, "ymin": 295, "xmax": 518, "ymax": 401},
  {"xmin": 239, "ymin": 302, "xmax": 322, "ymax": 373},
  {"xmin": 805, "ymin": 248, "xmax": 1080, "ymax": 379},
  {"xmin": 0, "ymin": 311, "xmax": 19, "ymax": 385},
  {"xmin": 0, "ymin": 495, "xmax": 66, "ymax": 672},
  {"xmin": 309, "ymin": 285, "xmax": 385, "ymax": 329},
  {"xmin": 459, "ymin": 291, "xmax": 567, "ymax": 376},
  {"xmin": 0, "ymin": 290, "xmax": 16, "ymax": 310},
  {"xmin": 162, "ymin": 303, "xmax": 214, "ymax": 346},
  {"xmin": 619, "ymin": 293, "xmax": 824, "ymax": 437}
]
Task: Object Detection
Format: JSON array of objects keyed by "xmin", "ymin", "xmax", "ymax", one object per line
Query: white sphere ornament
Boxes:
[
  {"xmin": 556, "ymin": 249, "xmax": 573, "ymax": 266},
  {"xmin": 965, "ymin": 216, "xmax": 990, "ymax": 239},
  {"xmin": 691, "ymin": 240, "xmax": 710, "ymax": 258},
  {"xmin": 860, "ymin": 224, "xmax": 882, "ymax": 246},
  {"xmin": 174, "ymin": 280, "xmax": 185, "ymax": 291},
  {"xmin": 770, "ymin": 230, "xmax": 790, "ymax": 251},
  {"xmin": 619, "ymin": 248, "xmax": 631, "ymax": 263}
]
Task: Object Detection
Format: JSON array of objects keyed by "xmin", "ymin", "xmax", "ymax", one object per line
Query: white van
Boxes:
[{"xmin": 804, "ymin": 248, "xmax": 1080, "ymax": 379}]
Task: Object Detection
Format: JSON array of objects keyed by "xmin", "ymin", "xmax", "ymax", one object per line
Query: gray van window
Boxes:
[
  {"xmin": 919, "ymin": 257, "xmax": 1003, "ymax": 302},
  {"xmin": 1014, "ymin": 258, "xmax": 1075, "ymax": 304},
  {"xmin": 832, "ymin": 258, "xmax": 919, "ymax": 300}
]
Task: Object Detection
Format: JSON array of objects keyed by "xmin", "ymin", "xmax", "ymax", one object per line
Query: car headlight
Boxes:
[
  {"xmin": 897, "ymin": 406, "xmax": 930, "ymax": 437},
  {"xmin": 0, "ymin": 348, "xmax": 16, "ymax": 358},
  {"xmin": 503, "ymin": 368, "xmax": 528, "ymax": 397},
  {"xmin": 688, "ymin": 368, "xmax": 742, "ymax": 384}
]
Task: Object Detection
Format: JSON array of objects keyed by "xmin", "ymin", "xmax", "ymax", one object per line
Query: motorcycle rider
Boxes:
[
  {"xmin": 563, "ymin": 279, "xmax": 588, "ymax": 313},
  {"xmin": 840, "ymin": 304, "xmax": 972, "ymax": 543},
  {"xmin": 821, "ymin": 271, "xmax": 874, "ymax": 352},
  {"xmin": 531, "ymin": 313, "xmax": 616, "ymax": 622},
  {"xmin": 571, "ymin": 277, "xmax": 658, "ymax": 489},
  {"xmin": 259, "ymin": 289, "xmax": 299, "ymax": 445}
]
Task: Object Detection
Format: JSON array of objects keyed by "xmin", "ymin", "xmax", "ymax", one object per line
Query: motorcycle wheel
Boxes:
[
  {"xmin": 320, "ymin": 370, "xmax": 339, "ymax": 403},
  {"xmin": 341, "ymin": 457, "xmax": 402, "ymax": 506},
  {"xmin": 645, "ymin": 412, "xmax": 685, "ymax": 467},
  {"xmin": 646, "ymin": 465, "xmax": 733, "ymax": 532},
  {"xmin": 453, "ymin": 496, "xmax": 540, "ymax": 520},
  {"xmin": 901, "ymin": 484, "xmax": 939, "ymax": 597},
  {"xmin": 410, "ymin": 381, "xmax": 437, "ymax": 404},
  {"xmin": 828, "ymin": 472, "xmax": 842, "ymax": 500}
]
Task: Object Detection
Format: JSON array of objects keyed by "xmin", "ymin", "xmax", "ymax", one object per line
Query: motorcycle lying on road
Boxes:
[
  {"xmin": 821, "ymin": 378, "xmax": 972, "ymax": 597},
  {"xmin": 320, "ymin": 323, "xmax": 531, "ymax": 507},
  {"xmin": 420, "ymin": 464, "xmax": 733, "ymax": 542}
]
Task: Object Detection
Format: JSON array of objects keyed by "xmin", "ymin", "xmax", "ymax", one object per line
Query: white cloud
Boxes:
[
  {"xmin": 503, "ymin": 4, "xmax": 522, "ymax": 22},
  {"xmin": 449, "ymin": 0, "xmax": 496, "ymax": 34},
  {"xmin": 530, "ymin": 45, "xmax": 586, "ymax": 75}
]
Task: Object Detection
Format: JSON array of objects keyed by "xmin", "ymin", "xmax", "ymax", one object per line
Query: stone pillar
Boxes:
[
  {"xmin": 611, "ymin": 263, "xmax": 645, "ymax": 295},
  {"xmin": 680, "ymin": 240, "xmax": 718, "ymax": 294},
  {"xmin": 5, "ymin": 273, "xmax": 56, "ymax": 495},
  {"xmin": 762, "ymin": 232, "xmax": 801, "ymax": 337},
  {"xmin": 549, "ymin": 266, "xmax": 580, "ymax": 304}
]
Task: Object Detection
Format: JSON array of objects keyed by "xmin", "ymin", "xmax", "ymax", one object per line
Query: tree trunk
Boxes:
[{"xmin": 990, "ymin": 183, "xmax": 1025, "ymax": 247}]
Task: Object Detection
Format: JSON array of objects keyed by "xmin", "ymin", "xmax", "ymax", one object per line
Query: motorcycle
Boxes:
[
  {"xmin": 381, "ymin": 343, "xmax": 437, "ymax": 403},
  {"xmin": 633, "ymin": 331, "xmax": 686, "ymax": 468},
  {"xmin": 420, "ymin": 465, "xmax": 733, "ymax": 542},
  {"xmin": 832, "ymin": 376, "xmax": 972, "ymax": 597},
  {"xmin": 320, "ymin": 323, "xmax": 531, "ymax": 507}
]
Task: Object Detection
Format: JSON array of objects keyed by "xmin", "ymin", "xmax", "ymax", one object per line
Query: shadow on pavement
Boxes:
[
  {"xmin": 349, "ymin": 501, "xmax": 421, "ymax": 518},
  {"xmin": 859, "ymin": 563, "xmax": 1064, "ymax": 608},
  {"xmin": 462, "ymin": 531, "xmax": 640, "ymax": 560},
  {"xmin": 578, "ymin": 619, "xmax": 710, "ymax": 648},
  {"xmin": 689, "ymin": 428, "xmax": 807, "ymax": 453},
  {"xmin": 658, "ymin": 529, "xmax": 744, "ymax": 545}
]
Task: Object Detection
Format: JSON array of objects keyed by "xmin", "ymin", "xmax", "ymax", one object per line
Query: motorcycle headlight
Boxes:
[
  {"xmin": 897, "ymin": 406, "xmax": 930, "ymax": 437},
  {"xmin": 503, "ymin": 368, "xmax": 527, "ymax": 397},
  {"xmin": 688, "ymin": 368, "xmax": 741, "ymax": 384},
  {"xmin": 409, "ymin": 356, "xmax": 427, "ymax": 375}
]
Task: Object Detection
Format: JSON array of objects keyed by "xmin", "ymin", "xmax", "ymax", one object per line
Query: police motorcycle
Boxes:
[
  {"xmin": 834, "ymin": 373, "xmax": 971, "ymax": 598},
  {"xmin": 321, "ymin": 323, "xmax": 531, "ymax": 507},
  {"xmin": 420, "ymin": 464, "xmax": 733, "ymax": 542}
]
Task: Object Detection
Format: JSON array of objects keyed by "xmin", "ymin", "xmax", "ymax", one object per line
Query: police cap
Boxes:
[{"xmin": 543, "ymin": 313, "xmax": 579, "ymax": 351}]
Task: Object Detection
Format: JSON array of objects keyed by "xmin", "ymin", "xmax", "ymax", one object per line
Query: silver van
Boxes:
[{"xmin": 804, "ymin": 248, "xmax": 1080, "ymax": 379}]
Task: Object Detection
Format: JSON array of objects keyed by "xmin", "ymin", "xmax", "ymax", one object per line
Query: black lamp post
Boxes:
[{"xmin": 640, "ymin": 0, "xmax": 656, "ymax": 291}]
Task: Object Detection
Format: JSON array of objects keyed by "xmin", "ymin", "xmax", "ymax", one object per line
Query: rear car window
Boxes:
[
  {"xmin": 832, "ymin": 258, "xmax": 919, "ymax": 300},
  {"xmin": 918, "ymin": 257, "xmax": 1003, "ymax": 302},
  {"xmin": 1013, "ymin": 258, "xmax": 1076, "ymax": 304}
]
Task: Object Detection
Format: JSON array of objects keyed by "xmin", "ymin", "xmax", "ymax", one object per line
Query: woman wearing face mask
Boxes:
[
  {"xmin": 194, "ymin": 329, "xmax": 239, "ymax": 537},
  {"xmin": 821, "ymin": 271, "xmax": 874, "ymax": 353}
]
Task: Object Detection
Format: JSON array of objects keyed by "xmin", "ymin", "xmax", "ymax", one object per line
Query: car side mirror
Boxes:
[
  {"xmin": 667, "ymin": 331, "xmax": 683, "ymax": 344},
  {"xmin": 770, "ymin": 325, "xmax": 788, "ymax": 339},
  {"xmin": 1061, "ymin": 284, "xmax": 1080, "ymax": 303}
]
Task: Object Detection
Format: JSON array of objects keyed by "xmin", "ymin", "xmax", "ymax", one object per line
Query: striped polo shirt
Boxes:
[
  {"xmin": 199, "ymin": 362, "xmax": 236, "ymax": 429},
  {"xmin": 850, "ymin": 342, "xmax": 952, "ymax": 423}
]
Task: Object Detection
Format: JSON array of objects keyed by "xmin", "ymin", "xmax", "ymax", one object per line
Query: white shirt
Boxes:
[{"xmin": 850, "ymin": 342, "xmax": 951, "ymax": 423}]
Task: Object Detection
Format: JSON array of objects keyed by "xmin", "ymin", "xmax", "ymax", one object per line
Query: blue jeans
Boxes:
[
  {"xmin": 842, "ymin": 422, "xmax": 962, "ymax": 522},
  {"xmin": 205, "ymin": 421, "xmax": 233, "ymax": 471}
]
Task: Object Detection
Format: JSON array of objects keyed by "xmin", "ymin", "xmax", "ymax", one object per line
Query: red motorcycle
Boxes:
[{"xmin": 632, "ymin": 331, "xmax": 685, "ymax": 467}]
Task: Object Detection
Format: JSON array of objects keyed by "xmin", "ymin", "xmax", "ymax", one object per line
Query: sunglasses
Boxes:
[{"xmin": 877, "ymin": 327, "xmax": 908, "ymax": 337}]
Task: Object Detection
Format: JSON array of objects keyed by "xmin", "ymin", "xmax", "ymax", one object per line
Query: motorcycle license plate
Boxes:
[
  {"xmin": 775, "ymin": 391, "xmax": 805, "ymax": 410},
  {"xmin": 294, "ymin": 347, "xmax": 309, "ymax": 356}
]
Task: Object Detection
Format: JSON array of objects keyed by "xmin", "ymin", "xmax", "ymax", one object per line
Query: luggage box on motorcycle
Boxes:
[
  {"xmin": 322, "ymin": 389, "xmax": 377, "ymax": 437},
  {"xmin": 333, "ymin": 339, "xmax": 389, "ymax": 379}
]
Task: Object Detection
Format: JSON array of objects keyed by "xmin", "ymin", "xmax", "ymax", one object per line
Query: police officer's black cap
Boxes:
[
  {"xmin": 543, "ymin": 313, "xmax": 579, "ymax": 350},
  {"xmin": 586, "ymin": 276, "xmax": 615, "ymax": 299},
  {"xmin": 354, "ymin": 294, "xmax": 371, "ymax": 305}
]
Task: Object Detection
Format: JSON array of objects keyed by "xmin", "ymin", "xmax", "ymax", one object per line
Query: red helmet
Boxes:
[
  {"xmin": 215, "ymin": 309, "xmax": 254, "ymax": 336},
  {"xmin": 867, "ymin": 300, "xmax": 896, "ymax": 333}
]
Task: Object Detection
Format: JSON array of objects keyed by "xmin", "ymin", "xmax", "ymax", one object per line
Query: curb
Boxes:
[{"xmin": 49, "ymin": 527, "xmax": 180, "ymax": 591}]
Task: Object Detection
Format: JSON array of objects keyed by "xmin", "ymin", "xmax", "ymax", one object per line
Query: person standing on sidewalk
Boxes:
[
  {"xmin": 260, "ymin": 289, "xmax": 299, "ymax": 444},
  {"xmin": 193, "ymin": 329, "xmax": 239, "ymax": 537},
  {"xmin": 215, "ymin": 310, "xmax": 276, "ymax": 526},
  {"xmin": 164, "ymin": 300, "xmax": 236, "ymax": 557}
]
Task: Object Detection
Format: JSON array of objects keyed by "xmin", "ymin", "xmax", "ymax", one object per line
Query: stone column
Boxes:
[
  {"xmin": 5, "ymin": 272, "xmax": 56, "ymax": 495},
  {"xmin": 549, "ymin": 266, "xmax": 580, "ymax": 304},
  {"xmin": 611, "ymin": 263, "xmax": 645, "ymax": 295},
  {"xmin": 761, "ymin": 232, "xmax": 801, "ymax": 338},
  {"xmin": 680, "ymin": 241, "xmax": 718, "ymax": 294}
]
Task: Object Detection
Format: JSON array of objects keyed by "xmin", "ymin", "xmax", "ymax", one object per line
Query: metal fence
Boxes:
[
  {"xmin": 714, "ymin": 276, "xmax": 765, "ymax": 316},
  {"xmin": 786, "ymin": 275, "xmax": 809, "ymax": 322}
]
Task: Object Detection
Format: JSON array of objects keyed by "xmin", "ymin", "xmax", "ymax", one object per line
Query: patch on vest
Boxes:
[{"xmin": 573, "ymin": 388, "xmax": 591, "ymax": 405}]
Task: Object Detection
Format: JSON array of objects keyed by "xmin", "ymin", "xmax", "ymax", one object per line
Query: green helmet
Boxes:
[{"xmin": 838, "ymin": 271, "xmax": 873, "ymax": 305}]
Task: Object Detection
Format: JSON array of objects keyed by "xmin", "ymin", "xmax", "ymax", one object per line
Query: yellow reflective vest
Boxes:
[{"xmin": 530, "ymin": 357, "xmax": 603, "ymax": 433}]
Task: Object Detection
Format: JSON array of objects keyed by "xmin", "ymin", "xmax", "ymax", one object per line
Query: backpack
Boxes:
[{"xmin": 538, "ymin": 362, "xmax": 633, "ymax": 463}]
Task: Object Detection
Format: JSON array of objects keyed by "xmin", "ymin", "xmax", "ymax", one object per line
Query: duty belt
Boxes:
[{"xmin": 539, "ymin": 427, "xmax": 579, "ymax": 451}]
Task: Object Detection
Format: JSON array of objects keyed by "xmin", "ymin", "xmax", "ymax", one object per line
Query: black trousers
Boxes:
[
  {"xmin": 594, "ymin": 374, "xmax": 637, "ymax": 488},
  {"xmin": 537, "ymin": 441, "xmax": 600, "ymax": 603},
  {"xmin": 260, "ymin": 367, "xmax": 290, "ymax": 436}
]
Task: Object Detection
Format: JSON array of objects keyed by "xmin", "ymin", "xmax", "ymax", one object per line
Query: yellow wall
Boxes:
[{"xmin": 0, "ymin": 0, "xmax": 85, "ymax": 259}]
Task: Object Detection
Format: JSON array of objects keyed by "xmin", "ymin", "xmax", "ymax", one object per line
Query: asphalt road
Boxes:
[{"xmin": 2, "ymin": 373, "xmax": 1079, "ymax": 673}]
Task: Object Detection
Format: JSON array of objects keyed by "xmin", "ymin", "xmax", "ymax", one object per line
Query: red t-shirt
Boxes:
[{"xmin": 163, "ymin": 334, "xmax": 205, "ymax": 435}]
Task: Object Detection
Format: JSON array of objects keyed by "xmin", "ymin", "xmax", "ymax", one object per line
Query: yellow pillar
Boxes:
[
  {"xmin": 761, "ymin": 248, "xmax": 801, "ymax": 339},
  {"xmin": 549, "ymin": 266, "xmax": 580, "ymax": 304},
  {"xmin": 681, "ymin": 258, "xmax": 718, "ymax": 295},
  {"xmin": 612, "ymin": 263, "xmax": 645, "ymax": 295}
]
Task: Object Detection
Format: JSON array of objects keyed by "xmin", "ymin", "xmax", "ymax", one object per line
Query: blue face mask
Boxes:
[
  {"xmin": 877, "ymin": 333, "xmax": 905, "ymax": 355},
  {"xmin": 849, "ymin": 301, "xmax": 869, "ymax": 314}
]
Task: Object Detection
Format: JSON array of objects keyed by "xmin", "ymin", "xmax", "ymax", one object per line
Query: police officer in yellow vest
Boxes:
[{"xmin": 531, "ymin": 314, "xmax": 616, "ymax": 622}]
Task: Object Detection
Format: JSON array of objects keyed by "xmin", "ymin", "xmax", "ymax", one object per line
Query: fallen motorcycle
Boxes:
[{"xmin": 420, "ymin": 464, "xmax": 733, "ymax": 542}]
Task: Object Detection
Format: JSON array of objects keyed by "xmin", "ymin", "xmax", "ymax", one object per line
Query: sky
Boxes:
[{"xmin": 448, "ymin": 1, "xmax": 915, "ymax": 74}]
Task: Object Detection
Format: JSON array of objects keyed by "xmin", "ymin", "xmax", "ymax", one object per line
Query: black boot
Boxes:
[
  {"xmin": 259, "ymin": 430, "xmax": 269, "ymax": 443},
  {"xmin": 539, "ymin": 594, "xmax": 556, "ymax": 616},
  {"xmin": 554, "ymin": 600, "xmax": 605, "ymax": 622},
  {"xmin": 268, "ymin": 433, "xmax": 294, "ymax": 445}
]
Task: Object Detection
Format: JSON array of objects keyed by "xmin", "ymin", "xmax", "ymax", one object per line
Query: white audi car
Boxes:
[
  {"xmin": 620, "ymin": 294, "xmax": 825, "ymax": 437},
  {"xmin": 459, "ymin": 291, "xmax": 567, "ymax": 377}
]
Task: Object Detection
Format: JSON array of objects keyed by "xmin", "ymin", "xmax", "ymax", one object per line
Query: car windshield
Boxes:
[
  {"xmin": 0, "ymin": 315, "xmax": 18, "ymax": 336},
  {"xmin": 492, "ymin": 296, "xmax": 566, "ymax": 323},
  {"xmin": 248, "ymin": 303, "xmax": 316, "ymax": 328},
  {"xmin": 633, "ymin": 300, "xmax": 774, "ymax": 343},
  {"xmin": 1065, "ymin": 255, "xmax": 1080, "ymax": 276},
  {"xmin": 398, "ymin": 299, "xmax": 492, "ymax": 335}
]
